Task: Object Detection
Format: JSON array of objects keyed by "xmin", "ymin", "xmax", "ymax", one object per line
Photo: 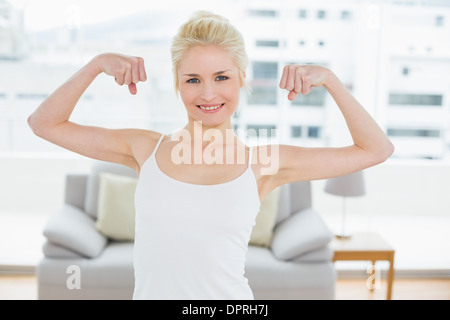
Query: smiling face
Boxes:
[{"xmin": 177, "ymin": 45, "xmax": 244, "ymax": 129}]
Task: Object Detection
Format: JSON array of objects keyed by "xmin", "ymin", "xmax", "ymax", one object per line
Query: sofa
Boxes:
[{"xmin": 37, "ymin": 160, "xmax": 336, "ymax": 300}]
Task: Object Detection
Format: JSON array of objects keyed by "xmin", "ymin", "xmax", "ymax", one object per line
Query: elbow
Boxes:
[
  {"xmin": 27, "ymin": 114, "xmax": 38, "ymax": 135},
  {"xmin": 361, "ymin": 140, "xmax": 395, "ymax": 167},
  {"xmin": 375, "ymin": 140, "xmax": 395, "ymax": 165},
  {"xmin": 27, "ymin": 113, "xmax": 45, "ymax": 138},
  {"xmin": 383, "ymin": 140, "xmax": 395, "ymax": 161}
]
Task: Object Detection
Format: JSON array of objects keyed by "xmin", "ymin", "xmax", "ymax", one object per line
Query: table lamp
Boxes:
[{"xmin": 324, "ymin": 170, "xmax": 366, "ymax": 239}]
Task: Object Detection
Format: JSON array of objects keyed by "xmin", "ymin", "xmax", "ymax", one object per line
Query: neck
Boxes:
[
  {"xmin": 183, "ymin": 119, "xmax": 236, "ymax": 146},
  {"xmin": 170, "ymin": 119, "xmax": 247, "ymax": 165}
]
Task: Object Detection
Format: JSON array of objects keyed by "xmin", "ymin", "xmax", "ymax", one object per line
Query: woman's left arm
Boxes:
[{"xmin": 270, "ymin": 65, "xmax": 394, "ymax": 185}]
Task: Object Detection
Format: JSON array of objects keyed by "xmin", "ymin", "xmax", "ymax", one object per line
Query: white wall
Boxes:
[
  {"xmin": 312, "ymin": 159, "xmax": 450, "ymax": 218},
  {"xmin": 0, "ymin": 155, "xmax": 93, "ymax": 215}
]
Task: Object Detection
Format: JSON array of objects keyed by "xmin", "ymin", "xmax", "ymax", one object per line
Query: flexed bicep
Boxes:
[{"xmin": 28, "ymin": 53, "xmax": 151, "ymax": 170}]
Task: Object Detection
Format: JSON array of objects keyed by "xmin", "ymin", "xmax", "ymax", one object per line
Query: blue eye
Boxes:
[
  {"xmin": 216, "ymin": 76, "xmax": 228, "ymax": 81},
  {"xmin": 187, "ymin": 78, "xmax": 200, "ymax": 83}
]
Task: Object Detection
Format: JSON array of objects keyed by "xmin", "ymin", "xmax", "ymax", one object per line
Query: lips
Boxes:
[{"xmin": 197, "ymin": 103, "xmax": 224, "ymax": 112}]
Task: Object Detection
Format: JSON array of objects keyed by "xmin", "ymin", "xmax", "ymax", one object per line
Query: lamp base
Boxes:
[{"xmin": 335, "ymin": 233, "xmax": 352, "ymax": 240}]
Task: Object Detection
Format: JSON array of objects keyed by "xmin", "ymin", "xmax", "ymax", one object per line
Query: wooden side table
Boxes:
[{"xmin": 331, "ymin": 232, "xmax": 395, "ymax": 300}]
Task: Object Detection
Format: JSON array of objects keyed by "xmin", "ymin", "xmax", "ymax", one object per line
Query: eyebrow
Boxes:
[{"xmin": 182, "ymin": 69, "xmax": 232, "ymax": 77}]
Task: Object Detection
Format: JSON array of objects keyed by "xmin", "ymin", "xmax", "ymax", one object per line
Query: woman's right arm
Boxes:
[{"xmin": 28, "ymin": 53, "xmax": 151, "ymax": 171}]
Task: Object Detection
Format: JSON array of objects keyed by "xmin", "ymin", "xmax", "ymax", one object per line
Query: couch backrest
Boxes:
[
  {"xmin": 275, "ymin": 180, "xmax": 312, "ymax": 225},
  {"xmin": 82, "ymin": 160, "xmax": 312, "ymax": 221}
]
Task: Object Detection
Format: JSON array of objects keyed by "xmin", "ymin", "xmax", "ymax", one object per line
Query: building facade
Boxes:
[{"xmin": 0, "ymin": 0, "xmax": 449, "ymax": 160}]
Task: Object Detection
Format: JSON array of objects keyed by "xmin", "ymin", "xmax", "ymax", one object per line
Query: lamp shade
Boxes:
[{"xmin": 324, "ymin": 170, "xmax": 366, "ymax": 197}]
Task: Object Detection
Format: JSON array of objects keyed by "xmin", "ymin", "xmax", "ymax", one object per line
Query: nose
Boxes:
[{"xmin": 200, "ymin": 82, "xmax": 217, "ymax": 102}]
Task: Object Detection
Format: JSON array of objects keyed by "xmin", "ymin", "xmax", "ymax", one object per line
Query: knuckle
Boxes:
[
  {"xmin": 117, "ymin": 64, "xmax": 127, "ymax": 74},
  {"xmin": 130, "ymin": 57, "xmax": 139, "ymax": 67}
]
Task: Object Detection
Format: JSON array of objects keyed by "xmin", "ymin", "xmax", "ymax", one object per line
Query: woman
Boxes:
[{"xmin": 28, "ymin": 11, "xmax": 394, "ymax": 299}]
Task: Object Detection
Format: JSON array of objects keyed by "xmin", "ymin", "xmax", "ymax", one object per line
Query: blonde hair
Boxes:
[{"xmin": 171, "ymin": 11, "xmax": 248, "ymax": 93}]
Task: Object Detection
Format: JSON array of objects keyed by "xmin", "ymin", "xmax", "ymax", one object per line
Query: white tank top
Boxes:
[{"xmin": 133, "ymin": 134, "xmax": 260, "ymax": 299}]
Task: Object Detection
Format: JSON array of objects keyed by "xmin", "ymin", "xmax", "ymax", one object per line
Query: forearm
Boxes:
[
  {"xmin": 28, "ymin": 57, "xmax": 101, "ymax": 135},
  {"xmin": 323, "ymin": 71, "xmax": 394, "ymax": 161}
]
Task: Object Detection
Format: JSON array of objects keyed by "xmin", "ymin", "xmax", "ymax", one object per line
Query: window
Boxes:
[
  {"xmin": 291, "ymin": 87, "xmax": 326, "ymax": 107},
  {"xmin": 252, "ymin": 62, "xmax": 278, "ymax": 79},
  {"xmin": 389, "ymin": 94, "xmax": 442, "ymax": 106},
  {"xmin": 291, "ymin": 126, "xmax": 302, "ymax": 138},
  {"xmin": 436, "ymin": 15, "xmax": 444, "ymax": 27},
  {"xmin": 341, "ymin": 10, "xmax": 352, "ymax": 20},
  {"xmin": 317, "ymin": 10, "xmax": 326, "ymax": 19},
  {"xmin": 255, "ymin": 40, "xmax": 279, "ymax": 48},
  {"xmin": 387, "ymin": 128, "xmax": 440, "ymax": 138},
  {"xmin": 248, "ymin": 9, "xmax": 277, "ymax": 18},
  {"xmin": 248, "ymin": 62, "xmax": 278, "ymax": 105},
  {"xmin": 246, "ymin": 125, "xmax": 277, "ymax": 138},
  {"xmin": 402, "ymin": 67, "xmax": 410, "ymax": 76},
  {"xmin": 318, "ymin": 40, "xmax": 325, "ymax": 47},
  {"xmin": 290, "ymin": 125, "xmax": 321, "ymax": 139},
  {"xmin": 16, "ymin": 93, "xmax": 48, "ymax": 100},
  {"xmin": 308, "ymin": 126, "xmax": 321, "ymax": 139},
  {"xmin": 247, "ymin": 86, "xmax": 277, "ymax": 105},
  {"xmin": 299, "ymin": 9, "xmax": 307, "ymax": 19}
]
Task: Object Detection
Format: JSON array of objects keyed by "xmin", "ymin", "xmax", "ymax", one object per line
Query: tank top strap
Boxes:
[
  {"xmin": 150, "ymin": 134, "xmax": 165, "ymax": 159},
  {"xmin": 248, "ymin": 146, "xmax": 253, "ymax": 169}
]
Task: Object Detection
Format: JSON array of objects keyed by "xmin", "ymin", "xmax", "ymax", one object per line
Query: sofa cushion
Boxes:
[
  {"xmin": 38, "ymin": 242, "xmax": 134, "ymax": 289},
  {"xmin": 245, "ymin": 246, "xmax": 336, "ymax": 291},
  {"xmin": 42, "ymin": 241, "xmax": 84, "ymax": 259},
  {"xmin": 43, "ymin": 204, "xmax": 108, "ymax": 258},
  {"xmin": 291, "ymin": 245, "xmax": 334, "ymax": 262},
  {"xmin": 84, "ymin": 161, "xmax": 137, "ymax": 219},
  {"xmin": 271, "ymin": 208, "xmax": 332, "ymax": 260},
  {"xmin": 249, "ymin": 186, "xmax": 281, "ymax": 247},
  {"xmin": 96, "ymin": 173, "xmax": 137, "ymax": 241}
]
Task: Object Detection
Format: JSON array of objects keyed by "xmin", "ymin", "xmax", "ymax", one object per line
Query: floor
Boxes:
[
  {"xmin": 1, "ymin": 275, "xmax": 449, "ymax": 300},
  {"xmin": 0, "ymin": 213, "xmax": 449, "ymax": 301}
]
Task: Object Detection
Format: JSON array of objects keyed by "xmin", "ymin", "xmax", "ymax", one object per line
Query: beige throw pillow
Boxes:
[
  {"xmin": 95, "ymin": 172, "xmax": 137, "ymax": 241},
  {"xmin": 249, "ymin": 187, "xmax": 281, "ymax": 247}
]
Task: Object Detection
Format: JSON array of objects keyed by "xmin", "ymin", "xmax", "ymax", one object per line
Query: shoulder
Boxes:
[{"xmin": 125, "ymin": 129, "xmax": 164, "ymax": 169}]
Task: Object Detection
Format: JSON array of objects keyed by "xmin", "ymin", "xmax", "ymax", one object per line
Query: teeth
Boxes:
[{"xmin": 199, "ymin": 104, "xmax": 223, "ymax": 110}]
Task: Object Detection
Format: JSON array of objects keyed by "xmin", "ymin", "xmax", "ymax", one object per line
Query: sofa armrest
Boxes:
[
  {"xmin": 43, "ymin": 204, "xmax": 108, "ymax": 258},
  {"xmin": 65, "ymin": 174, "xmax": 88, "ymax": 210},
  {"xmin": 271, "ymin": 208, "xmax": 332, "ymax": 261}
]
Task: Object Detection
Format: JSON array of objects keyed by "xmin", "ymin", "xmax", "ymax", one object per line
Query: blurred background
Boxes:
[{"xmin": 0, "ymin": 0, "xmax": 449, "ymax": 277}]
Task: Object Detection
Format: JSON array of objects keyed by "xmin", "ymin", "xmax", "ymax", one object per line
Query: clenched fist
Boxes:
[
  {"xmin": 93, "ymin": 53, "xmax": 147, "ymax": 95},
  {"xmin": 279, "ymin": 65, "xmax": 331, "ymax": 101}
]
